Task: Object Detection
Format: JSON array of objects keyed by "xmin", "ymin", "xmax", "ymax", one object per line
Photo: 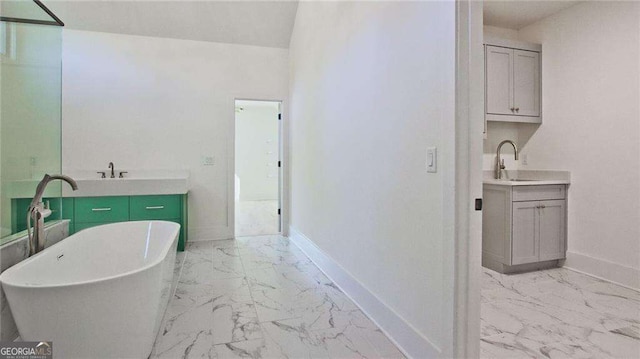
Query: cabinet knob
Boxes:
[
  {"xmin": 510, "ymin": 107, "xmax": 515, "ymax": 112},
  {"xmin": 515, "ymin": 107, "xmax": 520, "ymax": 112}
]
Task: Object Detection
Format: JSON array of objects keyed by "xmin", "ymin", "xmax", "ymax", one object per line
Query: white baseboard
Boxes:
[
  {"xmin": 564, "ymin": 251, "xmax": 640, "ymax": 291},
  {"xmin": 289, "ymin": 227, "xmax": 440, "ymax": 359}
]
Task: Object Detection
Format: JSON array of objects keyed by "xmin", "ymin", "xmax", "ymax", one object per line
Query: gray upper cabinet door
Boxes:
[
  {"xmin": 511, "ymin": 201, "xmax": 539, "ymax": 265},
  {"xmin": 538, "ymin": 200, "xmax": 566, "ymax": 261},
  {"xmin": 513, "ymin": 50, "xmax": 540, "ymax": 117},
  {"xmin": 485, "ymin": 46, "xmax": 513, "ymax": 115}
]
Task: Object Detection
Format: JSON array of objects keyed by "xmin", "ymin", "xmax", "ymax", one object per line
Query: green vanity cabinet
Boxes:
[
  {"xmin": 130, "ymin": 195, "xmax": 181, "ymax": 220},
  {"xmin": 11, "ymin": 197, "xmax": 75, "ymax": 233},
  {"xmin": 129, "ymin": 195, "xmax": 188, "ymax": 251},
  {"xmin": 75, "ymin": 196, "xmax": 130, "ymax": 223},
  {"xmin": 11, "ymin": 194, "xmax": 188, "ymax": 251}
]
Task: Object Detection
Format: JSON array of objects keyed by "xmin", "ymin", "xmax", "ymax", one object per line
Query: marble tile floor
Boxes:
[
  {"xmin": 235, "ymin": 200, "xmax": 280, "ymax": 237},
  {"xmin": 151, "ymin": 235, "xmax": 405, "ymax": 359},
  {"xmin": 481, "ymin": 266, "xmax": 640, "ymax": 358}
]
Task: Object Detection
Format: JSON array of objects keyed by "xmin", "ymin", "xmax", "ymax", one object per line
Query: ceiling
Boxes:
[
  {"xmin": 43, "ymin": 0, "xmax": 299, "ymax": 48},
  {"xmin": 484, "ymin": 0, "xmax": 581, "ymax": 30}
]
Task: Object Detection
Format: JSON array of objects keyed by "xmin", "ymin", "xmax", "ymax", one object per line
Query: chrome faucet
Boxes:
[
  {"xmin": 27, "ymin": 174, "xmax": 78, "ymax": 256},
  {"xmin": 495, "ymin": 140, "xmax": 519, "ymax": 179},
  {"xmin": 108, "ymin": 162, "xmax": 115, "ymax": 178}
]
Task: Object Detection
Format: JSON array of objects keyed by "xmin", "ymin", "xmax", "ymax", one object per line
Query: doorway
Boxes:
[{"xmin": 234, "ymin": 100, "xmax": 282, "ymax": 237}]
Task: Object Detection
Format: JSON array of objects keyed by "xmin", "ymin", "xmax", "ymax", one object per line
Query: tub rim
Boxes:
[{"xmin": 0, "ymin": 220, "xmax": 180, "ymax": 290}]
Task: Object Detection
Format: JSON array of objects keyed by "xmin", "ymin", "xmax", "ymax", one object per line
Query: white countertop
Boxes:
[
  {"xmin": 7, "ymin": 170, "xmax": 190, "ymax": 198},
  {"xmin": 483, "ymin": 170, "xmax": 571, "ymax": 187},
  {"xmin": 62, "ymin": 177, "xmax": 190, "ymax": 197}
]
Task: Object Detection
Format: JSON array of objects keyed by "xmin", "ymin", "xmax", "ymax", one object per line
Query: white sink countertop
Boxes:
[
  {"xmin": 62, "ymin": 170, "xmax": 190, "ymax": 197},
  {"xmin": 483, "ymin": 170, "xmax": 570, "ymax": 186}
]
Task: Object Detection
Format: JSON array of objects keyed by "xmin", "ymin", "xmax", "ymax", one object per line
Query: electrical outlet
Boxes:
[
  {"xmin": 522, "ymin": 154, "xmax": 528, "ymax": 166},
  {"xmin": 202, "ymin": 156, "xmax": 215, "ymax": 166}
]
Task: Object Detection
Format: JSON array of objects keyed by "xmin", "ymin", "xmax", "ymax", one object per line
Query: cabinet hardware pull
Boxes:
[
  {"xmin": 92, "ymin": 208, "xmax": 112, "ymax": 212},
  {"xmin": 515, "ymin": 107, "xmax": 520, "ymax": 112},
  {"xmin": 145, "ymin": 206, "xmax": 165, "ymax": 210},
  {"xmin": 510, "ymin": 107, "xmax": 515, "ymax": 112}
]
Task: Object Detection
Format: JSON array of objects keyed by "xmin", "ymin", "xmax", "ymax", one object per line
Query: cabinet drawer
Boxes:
[
  {"xmin": 512, "ymin": 185, "xmax": 566, "ymax": 202},
  {"xmin": 75, "ymin": 196, "xmax": 130, "ymax": 223},
  {"xmin": 130, "ymin": 195, "xmax": 181, "ymax": 220}
]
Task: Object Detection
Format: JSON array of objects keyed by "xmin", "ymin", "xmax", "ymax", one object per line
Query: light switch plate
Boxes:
[{"xmin": 426, "ymin": 147, "xmax": 437, "ymax": 173}]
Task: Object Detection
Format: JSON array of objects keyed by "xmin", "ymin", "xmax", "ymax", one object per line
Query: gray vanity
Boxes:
[{"xmin": 482, "ymin": 171, "xmax": 570, "ymax": 273}]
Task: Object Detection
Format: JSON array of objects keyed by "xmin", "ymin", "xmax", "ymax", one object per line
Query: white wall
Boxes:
[
  {"xmin": 62, "ymin": 30, "xmax": 288, "ymax": 240},
  {"xmin": 288, "ymin": 1, "xmax": 456, "ymax": 357},
  {"xmin": 235, "ymin": 101, "xmax": 279, "ymax": 201},
  {"xmin": 517, "ymin": 1, "xmax": 640, "ymax": 286},
  {"xmin": 484, "ymin": 2, "xmax": 640, "ymax": 287}
]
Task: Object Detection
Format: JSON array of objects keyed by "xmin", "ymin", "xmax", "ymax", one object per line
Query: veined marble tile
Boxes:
[
  {"xmin": 179, "ymin": 254, "xmax": 214, "ymax": 285},
  {"xmin": 250, "ymin": 285, "xmax": 336, "ymax": 324},
  {"xmin": 211, "ymin": 338, "xmax": 284, "ymax": 358},
  {"xmin": 212, "ymin": 298, "xmax": 262, "ymax": 345},
  {"xmin": 211, "ymin": 276, "xmax": 261, "ymax": 345},
  {"xmin": 245, "ymin": 265, "xmax": 323, "ymax": 292},
  {"xmin": 152, "ymin": 330, "xmax": 213, "ymax": 359},
  {"xmin": 260, "ymin": 318, "xmax": 331, "ymax": 358},
  {"xmin": 314, "ymin": 325, "xmax": 380, "ymax": 358},
  {"xmin": 212, "ymin": 245, "xmax": 241, "ymax": 262},
  {"xmin": 186, "ymin": 241, "xmax": 215, "ymax": 258},
  {"xmin": 211, "ymin": 258, "xmax": 246, "ymax": 280},
  {"xmin": 481, "ymin": 267, "xmax": 640, "ymax": 359},
  {"xmin": 153, "ymin": 236, "xmax": 404, "ymax": 359}
]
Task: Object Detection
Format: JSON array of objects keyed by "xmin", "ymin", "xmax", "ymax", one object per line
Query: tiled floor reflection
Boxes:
[
  {"xmin": 481, "ymin": 267, "xmax": 640, "ymax": 358},
  {"xmin": 151, "ymin": 235, "xmax": 405, "ymax": 358}
]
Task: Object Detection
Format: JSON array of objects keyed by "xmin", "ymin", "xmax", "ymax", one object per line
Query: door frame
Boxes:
[
  {"xmin": 452, "ymin": 1, "xmax": 484, "ymax": 357},
  {"xmin": 231, "ymin": 98, "xmax": 286, "ymax": 238}
]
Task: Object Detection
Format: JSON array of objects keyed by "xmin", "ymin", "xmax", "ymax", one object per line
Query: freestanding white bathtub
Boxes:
[{"xmin": 0, "ymin": 221, "xmax": 179, "ymax": 359}]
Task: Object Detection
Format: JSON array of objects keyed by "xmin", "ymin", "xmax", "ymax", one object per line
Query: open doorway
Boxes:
[{"xmin": 234, "ymin": 100, "xmax": 282, "ymax": 237}]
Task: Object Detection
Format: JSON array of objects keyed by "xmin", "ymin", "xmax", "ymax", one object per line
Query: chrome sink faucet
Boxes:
[
  {"xmin": 108, "ymin": 162, "xmax": 115, "ymax": 178},
  {"xmin": 495, "ymin": 140, "xmax": 519, "ymax": 179},
  {"xmin": 27, "ymin": 174, "xmax": 78, "ymax": 256}
]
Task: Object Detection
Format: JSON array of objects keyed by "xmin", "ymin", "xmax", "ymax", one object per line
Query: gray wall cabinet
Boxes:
[
  {"xmin": 484, "ymin": 37, "xmax": 542, "ymax": 124},
  {"xmin": 482, "ymin": 184, "xmax": 567, "ymax": 273}
]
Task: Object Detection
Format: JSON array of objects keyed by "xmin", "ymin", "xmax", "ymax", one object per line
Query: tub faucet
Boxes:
[
  {"xmin": 495, "ymin": 140, "xmax": 519, "ymax": 179},
  {"xmin": 108, "ymin": 162, "xmax": 115, "ymax": 178},
  {"xmin": 27, "ymin": 174, "xmax": 78, "ymax": 256}
]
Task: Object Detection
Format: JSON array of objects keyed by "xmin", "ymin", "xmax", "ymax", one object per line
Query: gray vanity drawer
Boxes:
[{"xmin": 512, "ymin": 185, "xmax": 566, "ymax": 201}]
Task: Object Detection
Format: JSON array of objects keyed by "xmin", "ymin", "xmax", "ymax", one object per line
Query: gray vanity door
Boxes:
[
  {"xmin": 486, "ymin": 46, "xmax": 514, "ymax": 115},
  {"xmin": 538, "ymin": 200, "xmax": 566, "ymax": 261},
  {"xmin": 511, "ymin": 201, "xmax": 539, "ymax": 265}
]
